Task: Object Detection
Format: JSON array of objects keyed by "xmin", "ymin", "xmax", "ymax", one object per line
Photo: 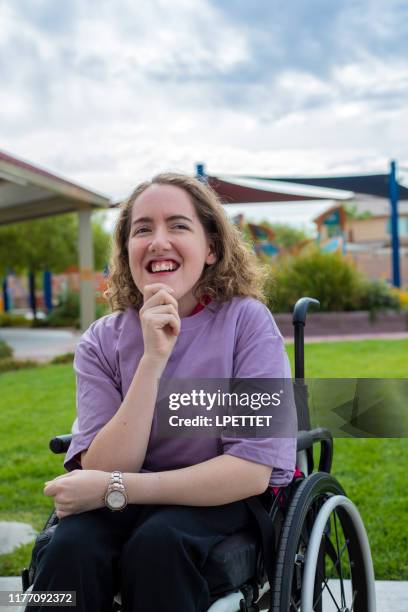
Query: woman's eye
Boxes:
[
  {"xmin": 173, "ymin": 224, "xmax": 188, "ymax": 230},
  {"xmin": 134, "ymin": 227, "xmax": 150, "ymax": 235}
]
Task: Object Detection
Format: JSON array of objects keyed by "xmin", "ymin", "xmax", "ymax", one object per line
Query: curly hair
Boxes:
[{"xmin": 104, "ymin": 172, "xmax": 268, "ymax": 312}]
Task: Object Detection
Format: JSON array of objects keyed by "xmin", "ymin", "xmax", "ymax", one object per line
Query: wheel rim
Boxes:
[
  {"xmin": 271, "ymin": 473, "xmax": 375, "ymax": 612},
  {"xmin": 301, "ymin": 495, "xmax": 376, "ymax": 611}
]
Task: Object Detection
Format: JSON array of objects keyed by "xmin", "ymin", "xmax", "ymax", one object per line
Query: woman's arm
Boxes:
[
  {"xmin": 81, "ymin": 283, "xmax": 180, "ymax": 473},
  {"xmin": 123, "ymin": 454, "xmax": 272, "ymax": 506},
  {"xmin": 45, "ymin": 455, "xmax": 273, "ymax": 517},
  {"xmin": 81, "ymin": 355, "xmax": 162, "ymax": 473}
]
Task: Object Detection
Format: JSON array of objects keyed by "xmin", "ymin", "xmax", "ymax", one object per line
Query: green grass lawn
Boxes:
[{"xmin": 0, "ymin": 339, "xmax": 407, "ymax": 578}]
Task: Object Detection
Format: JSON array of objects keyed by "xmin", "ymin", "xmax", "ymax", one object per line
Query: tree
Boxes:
[
  {"xmin": 0, "ymin": 212, "xmax": 111, "ymax": 277},
  {"xmin": 258, "ymin": 220, "xmax": 313, "ymax": 249}
]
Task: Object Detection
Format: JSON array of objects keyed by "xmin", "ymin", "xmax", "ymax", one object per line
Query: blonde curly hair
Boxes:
[{"xmin": 104, "ymin": 172, "xmax": 268, "ymax": 312}]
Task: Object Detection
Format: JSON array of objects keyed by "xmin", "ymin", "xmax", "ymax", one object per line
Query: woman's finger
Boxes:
[
  {"xmin": 148, "ymin": 313, "xmax": 181, "ymax": 335},
  {"xmin": 143, "ymin": 283, "xmax": 174, "ymax": 302},
  {"xmin": 55, "ymin": 506, "xmax": 70, "ymax": 519},
  {"xmin": 44, "ymin": 482, "xmax": 57, "ymax": 497},
  {"xmin": 142, "ymin": 287, "xmax": 178, "ymax": 311},
  {"xmin": 141, "ymin": 304, "xmax": 179, "ymax": 319}
]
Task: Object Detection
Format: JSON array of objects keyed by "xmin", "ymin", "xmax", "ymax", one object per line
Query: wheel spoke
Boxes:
[
  {"xmin": 350, "ymin": 588, "xmax": 357, "ymax": 611},
  {"xmin": 313, "ymin": 564, "xmax": 342, "ymax": 611},
  {"xmin": 333, "ymin": 511, "xmax": 347, "ymax": 607}
]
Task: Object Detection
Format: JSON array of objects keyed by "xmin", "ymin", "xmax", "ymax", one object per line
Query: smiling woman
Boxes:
[
  {"xmin": 127, "ymin": 183, "xmax": 217, "ymax": 317},
  {"xmin": 29, "ymin": 172, "xmax": 297, "ymax": 612},
  {"xmin": 105, "ymin": 173, "xmax": 266, "ymax": 314}
]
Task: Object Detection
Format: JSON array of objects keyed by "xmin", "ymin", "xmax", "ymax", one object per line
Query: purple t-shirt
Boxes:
[{"xmin": 65, "ymin": 297, "xmax": 297, "ymax": 486}]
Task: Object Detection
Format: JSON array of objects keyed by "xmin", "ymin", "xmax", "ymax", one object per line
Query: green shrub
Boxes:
[
  {"xmin": 0, "ymin": 358, "xmax": 38, "ymax": 373},
  {"xmin": 265, "ymin": 248, "xmax": 365, "ymax": 312},
  {"xmin": 49, "ymin": 352, "xmax": 75, "ymax": 365},
  {"xmin": 265, "ymin": 248, "xmax": 402, "ymax": 314},
  {"xmin": 31, "ymin": 318, "xmax": 50, "ymax": 328},
  {"xmin": 47, "ymin": 291, "xmax": 80, "ymax": 328},
  {"xmin": 47, "ymin": 291, "xmax": 109, "ymax": 328},
  {"xmin": 0, "ymin": 313, "xmax": 31, "ymax": 328},
  {"xmin": 360, "ymin": 280, "xmax": 400, "ymax": 315},
  {"xmin": 0, "ymin": 339, "xmax": 14, "ymax": 359}
]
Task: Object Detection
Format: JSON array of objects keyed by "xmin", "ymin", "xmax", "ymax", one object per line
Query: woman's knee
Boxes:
[{"xmin": 40, "ymin": 511, "xmax": 114, "ymax": 565}]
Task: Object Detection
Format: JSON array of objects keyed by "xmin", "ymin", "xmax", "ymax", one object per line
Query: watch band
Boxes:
[
  {"xmin": 105, "ymin": 471, "xmax": 128, "ymax": 510},
  {"xmin": 110, "ymin": 471, "xmax": 125, "ymax": 491}
]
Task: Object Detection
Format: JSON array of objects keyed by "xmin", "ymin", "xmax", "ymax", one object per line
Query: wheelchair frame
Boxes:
[{"xmin": 21, "ymin": 297, "xmax": 377, "ymax": 611}]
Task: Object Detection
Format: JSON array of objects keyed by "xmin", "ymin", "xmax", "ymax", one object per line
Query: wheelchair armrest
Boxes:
[
  {"xmin": 49, "ymin": 434, "xmax": 72, "ymax": 454},
  {"xmin": 296, "ymin": 428, "xmax": 333, "ymax": 473}
]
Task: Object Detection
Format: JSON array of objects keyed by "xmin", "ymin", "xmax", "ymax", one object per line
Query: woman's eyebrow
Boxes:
[{"xmin": 131, "ymin": 214, "xmax": 193, "ymax": 226}]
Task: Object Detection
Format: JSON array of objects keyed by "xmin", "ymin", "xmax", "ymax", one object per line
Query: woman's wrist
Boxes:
[
  {"xmin": 122, "ymin": 471, "xmax": 159, "ymax": 505},
  {"xmin": 139, "ymin": 354, "xmax": 168, "ymax": 378}
]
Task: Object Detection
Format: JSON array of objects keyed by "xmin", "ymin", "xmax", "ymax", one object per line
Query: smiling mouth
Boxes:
[{"xmin": 147, "ymin": 260, "xmax": 180, "ymax": 274}]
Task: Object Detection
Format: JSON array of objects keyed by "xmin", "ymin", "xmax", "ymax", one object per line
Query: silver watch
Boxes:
[{"xmin": 104, "ymin": 471, "xmax": 128, "ymax": 511}]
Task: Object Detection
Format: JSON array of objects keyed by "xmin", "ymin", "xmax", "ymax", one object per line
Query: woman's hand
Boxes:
[
  {"xmin": 139, "ymin": 283, "xmax": 181, "ymax": 368},
  {"xmin": 44, "ymin": 470, "xmax": 110, "ymax": 519}
]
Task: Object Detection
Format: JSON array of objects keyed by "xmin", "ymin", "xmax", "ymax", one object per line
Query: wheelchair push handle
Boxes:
[
  {"xmin": 49, "ymin": 434, "xmax": 72, "ymax": 454},
  {"xmin": 292, "ymin": 297, "xmax": 320, "ymax": 380}
]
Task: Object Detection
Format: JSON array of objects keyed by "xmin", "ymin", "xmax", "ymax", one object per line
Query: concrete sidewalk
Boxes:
[
  {"xmin": 0, "ymin": 576, "xmax": 407, "ymax": 611},
  {"xmin": 0, "ymin": 328, "xmax": 81, "ymax": 363},
  {"xmin": 1, "ymin": 328, "xmax": 407, "ymax": 365}
]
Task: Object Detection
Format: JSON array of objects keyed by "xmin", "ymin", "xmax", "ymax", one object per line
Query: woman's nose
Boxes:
[{"xmin": 148, "ymin": 229, "xmax": 171, "ymax": 252}]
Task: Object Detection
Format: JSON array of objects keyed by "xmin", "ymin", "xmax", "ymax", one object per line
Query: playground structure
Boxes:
[{"xmin": 0, "ymin": 270, "xmax": 108, "ymax": 317}]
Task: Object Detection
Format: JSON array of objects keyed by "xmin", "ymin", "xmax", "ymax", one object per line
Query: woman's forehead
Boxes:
[{"xmin": 131, "ymin": 183, "xmax": 196, "ymax": 220}]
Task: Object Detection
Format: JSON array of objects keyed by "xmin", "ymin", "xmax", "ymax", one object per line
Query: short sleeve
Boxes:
[
  {"xmin": 221, "ymin": 300, "xmax": 297, "ymax": 486},
  {"xmin": 64, "ymin": 321, "xmax": 123, "ymax": 471}
]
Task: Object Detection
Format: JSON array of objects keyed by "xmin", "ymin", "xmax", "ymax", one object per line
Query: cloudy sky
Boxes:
[{"xmin": 1, "ymin": 0, "xmax": 407, "ymax": 211}]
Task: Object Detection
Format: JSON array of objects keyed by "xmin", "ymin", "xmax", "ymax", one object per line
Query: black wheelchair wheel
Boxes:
[{"xmin": 270, "ymin": 472, "xmax": 375, "ymax": 611}]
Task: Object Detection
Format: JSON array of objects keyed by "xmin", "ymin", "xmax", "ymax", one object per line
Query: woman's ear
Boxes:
[{"xmin": 205, "ymin": 244, "xmax": 217, "ymax": 265}]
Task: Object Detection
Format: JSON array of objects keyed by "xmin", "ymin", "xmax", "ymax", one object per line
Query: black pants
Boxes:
[{"xmin": 31, "ymin": 500, "xmax": 253, "ymax": 612}]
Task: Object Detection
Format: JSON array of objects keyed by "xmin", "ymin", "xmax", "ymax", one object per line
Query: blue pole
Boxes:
[
  {"xmin": 44, "ymin": 270, "xmax": 53, "ymax": 312},
  {"xmin": 28, "ymin": 269, "xmax": 37, "ymax": 318},
  {"xmin": 2, "ymin": 277, "xmax": 10, "ymax": 312},
  {"xmin": 195, "ymin": 163, "xmax": 206, "ymax": 182},
  {"xmin": 389, "ymin": 160, "xmax": 400, "ymax": 287}
]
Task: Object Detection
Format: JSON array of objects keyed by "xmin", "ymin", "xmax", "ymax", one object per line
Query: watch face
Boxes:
[{"xmin": 107, "ymin": 490, "xmax": 126, "ymax": 510}]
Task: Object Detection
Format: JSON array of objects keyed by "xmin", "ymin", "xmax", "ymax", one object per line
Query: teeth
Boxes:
[{"xmin": 151, "ymin": 261, "xmax": 177, "ymax": 272}]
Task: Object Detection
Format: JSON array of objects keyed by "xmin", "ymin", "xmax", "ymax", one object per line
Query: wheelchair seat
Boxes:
[
  {"xmin": 204, "ymin": 528, "xmax": 260, "ymax": 599},
  {"xmin": 28, "ymin": 514, "xmax": 262, "ymax": 601}
]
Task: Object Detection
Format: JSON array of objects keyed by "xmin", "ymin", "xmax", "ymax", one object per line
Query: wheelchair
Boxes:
[{"xmin": 21, "ymin": 298, "xmax": 377, "ymax": 611}]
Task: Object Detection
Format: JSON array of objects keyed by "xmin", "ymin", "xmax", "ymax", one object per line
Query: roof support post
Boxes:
[
  {"xmin": 78, "ymin": 208, "xmax": 95, "ymax": 331},
  {"xmin": 389, "ymin": 160, "xmax": 401, "ymax": 288}
]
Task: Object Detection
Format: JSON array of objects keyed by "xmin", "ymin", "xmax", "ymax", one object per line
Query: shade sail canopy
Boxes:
[
  {"xmin": 0, "ymin": 150, "xmax": 111, "ymax": 226},
  {"xmin": 208, "ymin": 175, "xmax": 353, "ymax": 204},
  {"xmin": 238, "ymin": 173, "xmax": 408, "ymax": 201}
]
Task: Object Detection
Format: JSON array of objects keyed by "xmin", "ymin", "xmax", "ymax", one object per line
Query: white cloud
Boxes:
[{"xmin": 0, "ymin": 0, "xmax": 407, "ymax": 202}]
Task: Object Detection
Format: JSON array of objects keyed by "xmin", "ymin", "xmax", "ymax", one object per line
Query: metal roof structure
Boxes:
[
  {"xmin": 0, "ymin": 150, "xmax": 111, "ymax": 225},
  {"xmin": 0, "ymin": 150, "xmax": 112, "ymax": 330}
]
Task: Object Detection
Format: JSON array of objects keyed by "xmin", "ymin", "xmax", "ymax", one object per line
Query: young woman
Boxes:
[{"xmin": 32, "ymin": 173, "xmax": 296, "ymax": 611}]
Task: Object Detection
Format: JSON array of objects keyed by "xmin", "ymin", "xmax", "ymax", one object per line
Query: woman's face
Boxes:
[{"xmin": 128, "ymin": 183, "xmax": 216, "ymax": 317}]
